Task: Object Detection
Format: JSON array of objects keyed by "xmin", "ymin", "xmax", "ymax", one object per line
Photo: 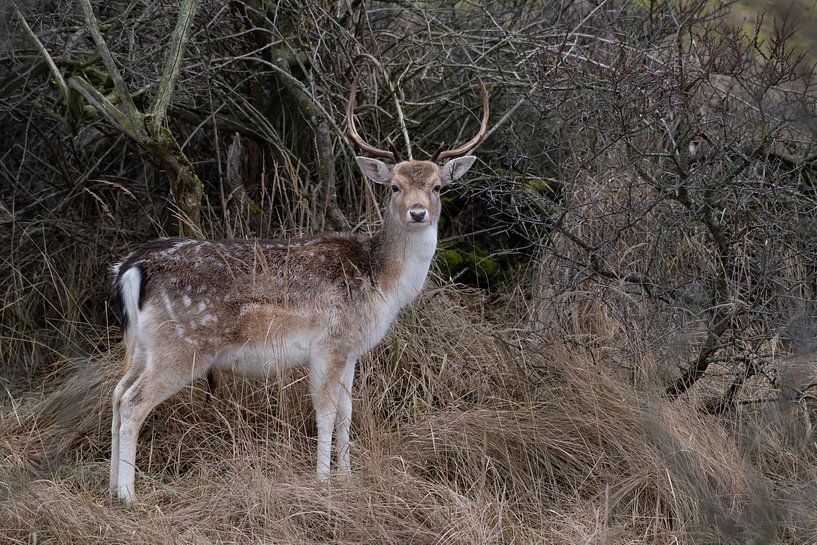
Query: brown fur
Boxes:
[{"xmin": 392, "ymin": 161, "xmax": 439, "ymax": 187}]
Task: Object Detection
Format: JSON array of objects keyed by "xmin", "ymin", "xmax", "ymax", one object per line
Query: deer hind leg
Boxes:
[
  {"xmin": 334, "ymin": 358, "xmax": 356, "ymax": 477},
  {"xmin": 110, "ymin": 342, "xmax": 146, "ymax": 493},
  {"xmin": 116, "ymin": 351, "xmax": 206, "ymax": 505},
  {"xmin": 310, "ymin": 353, "xmax": 349, "ymax": 482}
]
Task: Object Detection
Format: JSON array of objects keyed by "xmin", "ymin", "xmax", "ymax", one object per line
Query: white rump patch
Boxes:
[{"xmin": 118, "ymin": 267, "xmax": 142, "ymax": 333}]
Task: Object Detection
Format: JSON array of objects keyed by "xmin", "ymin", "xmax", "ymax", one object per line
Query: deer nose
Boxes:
[{"xmin": 409, "ymin": 209, "xmax": 427, "ymax": 222}]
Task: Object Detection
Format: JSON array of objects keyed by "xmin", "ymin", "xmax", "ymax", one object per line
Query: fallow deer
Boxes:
[{"xmin": 109, "ymin": 78, "xmax": 489, "ymax": 504}]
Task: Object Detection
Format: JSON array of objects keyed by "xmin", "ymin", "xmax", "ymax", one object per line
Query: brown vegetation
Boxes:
[{"xmin": 1, "ymin": 0, "xmax": 817, "ymax": 543}]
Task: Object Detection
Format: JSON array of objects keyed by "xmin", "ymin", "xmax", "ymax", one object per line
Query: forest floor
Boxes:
[{"xmin": 0, "ymin": 284, "xmax": 815, "ymax": 544}]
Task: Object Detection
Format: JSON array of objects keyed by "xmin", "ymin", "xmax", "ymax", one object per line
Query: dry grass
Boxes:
[
  {"xmin": 1, "ymin": 282, "xmax": 815, "ymax": 544},
  {"xmin": 3, "ymin": 1, "xmax": 816, "ymax": 541}
]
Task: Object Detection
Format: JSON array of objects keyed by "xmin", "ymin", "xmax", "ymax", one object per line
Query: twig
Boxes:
[
  {"xmin": 14, "ymin": 6, "xmax": 67, "ymax": 101},
  {"xmin": 76, "ymin": 0, "xmax": 140, "ymax": 124},
  {"xmin": 353, "ymin": 53, "xmax": 413, "ymax": 160}
]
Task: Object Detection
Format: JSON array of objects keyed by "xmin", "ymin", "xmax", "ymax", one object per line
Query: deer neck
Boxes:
[{"xmin": 373, "ymin": 212, "xmax": 437, "ymax": 308}]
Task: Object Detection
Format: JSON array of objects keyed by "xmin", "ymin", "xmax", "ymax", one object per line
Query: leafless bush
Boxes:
[
  {"xmin": 521, "ymin": 0, "xmax": 817, "ymax": 408},
  {"xmin": 2, "ymin": 0, "xmax": 817, "ymax": 542}
]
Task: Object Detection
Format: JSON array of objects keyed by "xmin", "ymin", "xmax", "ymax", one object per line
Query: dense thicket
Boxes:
[{"xmin": 2, "ymin": 1, "xmax": 817, "ymax": 543}]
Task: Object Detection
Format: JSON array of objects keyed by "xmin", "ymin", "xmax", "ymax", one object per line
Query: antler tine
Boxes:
[
  {"xmin": 347, "ymin": 79, "xmax": 397, "ymax": 162},
  {"xmin": 436, "ymin": 77, "xmax": 490, "ymax": 162},
  {"xmin": 387, "ymin": 138, "xmax": 402, "ymax": 163},
  {"xmin": 429, "ymin": 141, "xmax": 447, "ymax": 162}
]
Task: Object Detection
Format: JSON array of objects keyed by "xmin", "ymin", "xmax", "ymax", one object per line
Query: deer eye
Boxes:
[
  {"xmin": 391, "ymin": 184, "xmax": 400, "ymax": 193},
  {"xmin": 432, "ymin": 184, "xmax": 441, "ymax": 193}
]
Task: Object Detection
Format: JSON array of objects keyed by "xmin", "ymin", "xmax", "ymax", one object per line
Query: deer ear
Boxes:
[
  {"xmin": 356, "ymin": 157, "xmax": 392, "ymax": 185},
  {"xmin": 440, "ymin": 156, "xmax": 477, "ymax": 185}
]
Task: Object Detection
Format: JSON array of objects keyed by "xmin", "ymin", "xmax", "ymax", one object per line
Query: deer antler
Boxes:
[
  {"xmin": 435, "ymin": 77, "xmax": 490, "ymax": 162},
  {"xmin": 347, "ymin": 79, "xmax": 397, "ymax": 162}
]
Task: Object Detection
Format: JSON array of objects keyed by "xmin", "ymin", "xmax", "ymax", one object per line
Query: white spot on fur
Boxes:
[
  {"xmin": 162, "ymin": 289, "xmax": 180, "ymax": 324},
  {"xmin": 202, "ymin": 314, "xmax": 217, "ymax": 325},
  {"xmin": 182, "ymin": 295, "xmax": 192, "ymax": 307},
  {"xmin": 197, "ymin": 302, "xmax": 207, "ymax": 312}
]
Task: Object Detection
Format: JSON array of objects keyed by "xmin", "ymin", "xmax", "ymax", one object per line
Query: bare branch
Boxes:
[
  {"xmin": 14, "ymin": 6, "xmax": 67, "ymax": 101},
  {"xmin": 67, "ymin": 76, "xmax": 137, "ymax": 139},
  {"xmin": 76, "ymin": 0, "xmax": 139, "ymax": 123},
  {"xmin": 149, "ymin": 0, "xmax": 200, "ymax": 131}
]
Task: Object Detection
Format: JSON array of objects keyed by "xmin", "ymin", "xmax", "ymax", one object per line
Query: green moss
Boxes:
[
  {"xmin": 434, "ymin": 242, "xmax": 515, "ymax": 286},
  {"xmin": 475, "ymin": 255, "xmax": 500, "ymax": 278},
  {"xmin": 439, "ymin": 248, "xmax": 465, "ymax": 269},
  {"xmin": 440, "ymin": 195, "xmax": 458, "ymax": 207},
  {"xmin": 158, "ymin": 127, "xmax": 191, "ymax": 168},
  {"xmin": 436, "ymin": 214, "xmax": 448, "ymax": 231},
  {"xmin": 526, "ymin": 178, "xmax": 550, "ymax": 192},
  {"xmin": 82, "ymin": 67, "xmax": 112, "ymax": 88}
]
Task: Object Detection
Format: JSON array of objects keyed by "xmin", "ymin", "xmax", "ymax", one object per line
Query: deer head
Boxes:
[{"xmin": 346, "ymin": 77, "xmax": 490, "ymax": 230}]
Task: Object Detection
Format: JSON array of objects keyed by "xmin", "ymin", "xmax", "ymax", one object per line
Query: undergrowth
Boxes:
[
  {"xmin": 2, "ymin": 0, "xmax": 817, "ymax": 543},
  {"xmin": 1, "ymin": 282, "xmax": 815, "ymax": 544}
]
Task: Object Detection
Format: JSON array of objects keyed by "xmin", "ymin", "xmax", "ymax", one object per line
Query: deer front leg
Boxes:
[
  {"xmin": 309, "ymin": 353, "xmax": 346, "ymax": 482},
  {"xmin": 334, "ymin": 358, "xmax": 356, "ymax": 477}
]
